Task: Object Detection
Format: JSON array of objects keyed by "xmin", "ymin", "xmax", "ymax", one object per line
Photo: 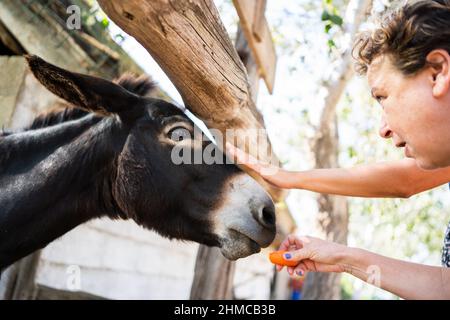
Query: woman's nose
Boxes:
[{"xmin": 379, "ymin": 116, "xmax": 393, "ymax": 139}]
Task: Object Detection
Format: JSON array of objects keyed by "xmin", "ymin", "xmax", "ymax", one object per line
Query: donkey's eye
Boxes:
[{"xmin": 168, "ymin": 127, "xmax": 192, "ymax": 142}]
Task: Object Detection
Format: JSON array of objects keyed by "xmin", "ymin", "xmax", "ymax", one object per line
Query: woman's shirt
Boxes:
[
  {"xmin": 443, "ymin": 222, "xmax": 450, "ymax": 267},
  {"xmin": 443, "ymin": 183, "xmax": 450, "ymax": 267}
]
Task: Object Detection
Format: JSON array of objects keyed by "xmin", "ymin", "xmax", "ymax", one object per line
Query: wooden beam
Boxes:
[
  {"xmin": 232, "ymin": 0, "xmax": 276, "ymax": 93},
  {"xmin": 236, "ymin": 27, "xmax": 260, "ymax": 103},
  {"xmin": 252, "ymin": 0, "xmax": 267, "ymax": 43}
]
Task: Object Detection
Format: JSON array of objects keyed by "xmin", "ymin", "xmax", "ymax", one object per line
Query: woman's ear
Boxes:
[
  {"xmin": 26, "ymin": 55, "xmax": 146, "ymax": 121},
  {"xmin": 426, "ymin": 49, "xmax": 450, "ymax": 98}
]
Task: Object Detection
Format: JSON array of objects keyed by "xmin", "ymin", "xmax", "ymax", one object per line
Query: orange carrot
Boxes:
[{"xmin": 269, "ymin": 250, "xmax": 298, "ymax": 267}]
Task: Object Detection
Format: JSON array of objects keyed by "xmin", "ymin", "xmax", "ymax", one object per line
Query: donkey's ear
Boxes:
[{"xmin": 25, "ymin": 55, "xmax": 145, "ymax": 121}]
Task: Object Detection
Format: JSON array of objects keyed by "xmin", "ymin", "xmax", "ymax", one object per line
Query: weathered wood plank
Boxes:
[
  {"xmin": 252, "ymin": 0, "xmax": 267, "ymax": 43},
  {"xmin": 232, "ymin": 0, "xmax": 277, "ymax": 93}
]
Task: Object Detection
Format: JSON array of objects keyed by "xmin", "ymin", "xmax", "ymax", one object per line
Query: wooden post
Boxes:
[
  {"xmin": 252, "ymin": 0, "xmax": 267, "ymax": 43},
  {"xmin": 232, "ymin": 0, "xmax": 277, "ymax": 93}
]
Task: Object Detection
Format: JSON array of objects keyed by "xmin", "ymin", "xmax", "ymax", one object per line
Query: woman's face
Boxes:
[{"xmin": 367, "ymin": 53, "xmax": 450, "ymax": 170}]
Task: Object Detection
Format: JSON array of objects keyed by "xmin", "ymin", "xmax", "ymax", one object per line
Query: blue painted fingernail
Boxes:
[
  {"xmin": 297, "ymin": 270, "xmax": 303, "ymax": 276},
  {"xmin": 284, "ymin": 253, "xmax": 292, "ymax": 260}
]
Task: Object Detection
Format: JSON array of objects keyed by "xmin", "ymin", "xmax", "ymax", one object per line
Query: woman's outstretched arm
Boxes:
[
  {"xmin": 277, "ymin": 235, "xmax": 450, "ymax": 300},
  {"xmin": 226, "ymin": 143, "xmax": 450, "ymax": 198}
]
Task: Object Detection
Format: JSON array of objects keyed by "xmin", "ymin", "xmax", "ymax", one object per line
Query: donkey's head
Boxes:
[{"xmin": 26, "ymin": 55, "xmax": 276, "ymax": 260}]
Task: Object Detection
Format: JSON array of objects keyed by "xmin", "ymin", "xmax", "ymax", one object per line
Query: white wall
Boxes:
[
  {"xmin": 234, "ymin": 249, "xmax": 276, "ymax": 299},
  {"xmin": 35, "ymin": 219, "xmax": 280, "ymax": 300},
  {"xmin": 35, "ymin": 219, "xmax": 200, "ymax": 300}
]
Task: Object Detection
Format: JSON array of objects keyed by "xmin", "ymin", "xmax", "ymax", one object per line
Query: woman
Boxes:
[{"xmin": 226, "ymin": 0, "xmax": 450, "ymax": 299}]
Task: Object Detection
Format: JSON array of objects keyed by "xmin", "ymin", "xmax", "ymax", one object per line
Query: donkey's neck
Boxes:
[{"xmin": 0, "ymin": 115, "xmax": 126, "ymax": 269}]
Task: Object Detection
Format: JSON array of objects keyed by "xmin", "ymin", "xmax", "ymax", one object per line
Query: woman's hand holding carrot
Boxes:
[{"xmin": 274, "ymin": 234, "xmax": 349, "ymax": 277}]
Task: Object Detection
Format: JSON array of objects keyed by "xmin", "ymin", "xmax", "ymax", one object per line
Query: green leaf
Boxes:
[
  {"xmin": 347, "ymin": 146, "xmax": 356, "ymax": 158},
  {"xmin": 329, "ymin": 14, "xmax": 343, "ymax": 26},
  {"xmin": 101, "ymin": 18, "xmax": 110, "ymax": 28},
  {"xmin": 321, "ymin": 10, "xmax": 330, "ymax": 21},
  {"xmin": 327, "ymin": 39, "xmax": 336, "ymax": 48},
  {"xmin": 325, "ymin": 23, "xmax": 332, "ymax": 34}
]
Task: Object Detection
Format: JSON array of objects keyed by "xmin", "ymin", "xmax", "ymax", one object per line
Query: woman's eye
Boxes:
[
  {"xmin": 375, "ymin": 95, "xmax": 386, "ymax": 103},
  {"xmin": 168, "ymin": 127, "xmax": 191, "ymax": 142}
]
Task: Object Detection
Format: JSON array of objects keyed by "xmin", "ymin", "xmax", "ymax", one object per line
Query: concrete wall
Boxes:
[
  {"xmin": 35, "ymin": 219, "xmax": 199, "ymax": 299},
  {"xmin": 35, "ymin": 219, "xmax": 281, "ymax": 300},
  {"xmin": 0, "ymin": 56, "xmax": 27, "ymax": 127},
  {"xmin": 0, "ymin": 56, "xmax": 61, "ymax": 129}
]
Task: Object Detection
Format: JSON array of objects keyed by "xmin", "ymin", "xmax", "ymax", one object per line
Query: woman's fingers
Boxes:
[
  {"xmin": 294, "ymin": 262, "xmax": 307, "ymax": 276},
  {"xmin": 278, "ymin": 235, "xmax": 294, "ymax": 251},
  {"xmin": 287, "ymin": 266, "xmax": 295, "ymax": 275},
  {"xmin": 284, "ymin": 248, "xmax": 309, "ymax": 262},
  {"xmin": 225, "ymin": 142, "xmax": 275, "ymax": 176},
  {"xmin": 278, "ymin": 234, "xmax": 304, "ymax": 254},
  {"xmin": 225, "ymin": 143, "xmax": 255, "ymax": 164},
  {"xmin": 275, "ymin": 234, "xmax": 314, "ymax": 276},
  {"xmin": 293, "ymin": 236, "xmax": 304, "ymax": 248},
  {"xmin": 287, "ymin": 234, "xmax": 300, "ymax": 248},
  {"xmin": 277, "ymin": 235, "xmax": 345, "ymax": 276}
]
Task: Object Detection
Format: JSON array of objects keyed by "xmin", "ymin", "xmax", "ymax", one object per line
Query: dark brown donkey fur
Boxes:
[{"xmin": 0, "ymin": 55, "xmax": 276, "ymax": 270}]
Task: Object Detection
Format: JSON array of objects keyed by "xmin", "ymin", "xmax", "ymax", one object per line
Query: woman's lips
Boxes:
[{"xmin": 404, "ymin": 144, "xmax": 412, "ymax": 158}]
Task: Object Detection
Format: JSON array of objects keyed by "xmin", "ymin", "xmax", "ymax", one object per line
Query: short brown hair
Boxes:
[{"xmin": 353, "ymin": 0, "xmax": 450, "ymax": 75}]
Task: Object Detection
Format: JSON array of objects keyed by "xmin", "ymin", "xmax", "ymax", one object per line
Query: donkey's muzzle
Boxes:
[
  {"xmin": 252, "ymin": 198, "xmax": 276, "ymax": 231},
  {"xmin": 214, "ymin": 173, "xmax": 277, "ymax": 260}
]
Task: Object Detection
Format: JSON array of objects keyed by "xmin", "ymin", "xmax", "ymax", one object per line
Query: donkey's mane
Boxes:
[{"xmin": 10, "ymin": 73, "xmax": 157, "ymax": 133}]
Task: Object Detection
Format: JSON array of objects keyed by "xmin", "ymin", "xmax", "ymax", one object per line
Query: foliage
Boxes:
[{"xmin": 321, "ymin": 0, "xmax": 344, "ymax": 50}]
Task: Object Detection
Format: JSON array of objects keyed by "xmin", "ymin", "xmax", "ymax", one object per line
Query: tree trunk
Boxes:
[
  {"xmin": 302, "ymin": 0, "xmax": 373, "ymax": 300},
  {"xmin": 97, "ymin": 0, "xmax": 284, "ymax": 202}
]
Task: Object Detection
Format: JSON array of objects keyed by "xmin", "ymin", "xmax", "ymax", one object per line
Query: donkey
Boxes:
[{"xmin": 0, "ymin": 55, "xmax": 276, "ymax": 270}]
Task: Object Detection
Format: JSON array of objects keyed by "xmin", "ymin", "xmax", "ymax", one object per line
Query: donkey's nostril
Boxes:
[
  {"xmin": 256, "ymin": 203, "xmax": 276, "ymax": 230},
  {"xmin": 262, "ymin": 206, "xmax": 275, "ymax": 226}
]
